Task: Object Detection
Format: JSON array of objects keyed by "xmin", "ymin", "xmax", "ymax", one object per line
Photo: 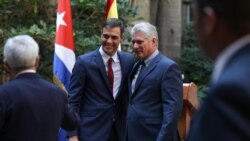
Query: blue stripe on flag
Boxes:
[
  {"xmin": 54, "ymin": 53, "xmax": 73, "ymax": 141},
  {"xmin": 53, "ymin": 53, "xmax": 72, "ymax": 90}
]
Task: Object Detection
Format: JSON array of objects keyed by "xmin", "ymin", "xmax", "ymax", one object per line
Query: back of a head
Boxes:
[
  {"xmin": 3, "ymin": 35, "xmax": 39, "ymax": 69},
  {"xmin": 131, "ymin": 22, "xmax": 158, "ymax": 41},
  {"xmin": 195, "ymin": 0, "xmax": 250, "ymax": 35}
]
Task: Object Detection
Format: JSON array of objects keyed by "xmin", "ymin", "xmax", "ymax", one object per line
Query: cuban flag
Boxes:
[{"xmin": 53, "ymin": 0, "xmax": 75, "ymax": 140}]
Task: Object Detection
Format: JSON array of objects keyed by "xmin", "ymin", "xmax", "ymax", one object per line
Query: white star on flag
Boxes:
[{"xmin": 56, "ymin": 11, "xmax": 67, "ymax": 32}]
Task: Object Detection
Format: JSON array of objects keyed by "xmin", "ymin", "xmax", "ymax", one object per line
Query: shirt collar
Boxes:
[
  {"xmin": 143, "ymin": 50, "xmax": 159, "ymax": 67},
  {"xmin": 99, "ymin": 46, "xmax": 119, "ymax": 63},
  {"xmin": 15, "ymin": 69, "xmax": 36, "ymax": 78},
  {"xmin": 212, "ymin": 34, "xmax": 250, "ymax": 83}
]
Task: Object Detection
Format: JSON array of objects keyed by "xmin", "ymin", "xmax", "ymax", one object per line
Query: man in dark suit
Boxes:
[
  {"xmin": 186, "ymin": 0, "xmax": 250, "ymax": 140},
  {"xmin": 68, "ymin": 18, "xmax": 134, "ymax": 141},
  {"xmin": 0, "ymin": 35, "xmax": 79, "ymax": 141},
  {"xmin": 127, "ymin": 22, "xmax": 183, "ymax": 141}
]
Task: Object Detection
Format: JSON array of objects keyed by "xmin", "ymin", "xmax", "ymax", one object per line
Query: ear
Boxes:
[
  {"xmin": 121, "ymin": 38, "xmax": 124, "ymax": 44},
  {"xmin": 152, "ymin": 37, "xmax": 158, "ymax": 47},
  {"xmin": 34, "ymin": 56, "xmax": 40, "ymax": 71},
  {"xmin": 203, "ymin": 7, "xmax": 217, "ymax": 34},
  {"xmin": 3, "ymin": 62, "xmax": 11, "ymax": 73}
]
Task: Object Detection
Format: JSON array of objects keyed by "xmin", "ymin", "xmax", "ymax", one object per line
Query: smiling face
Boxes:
[
  {"xmin": 131, "ymin": 31, "xmax": 157, "ymax": 60},
  {"xmin": 101, "ymin": 26, "xmax": 122, "ymax": 56}
]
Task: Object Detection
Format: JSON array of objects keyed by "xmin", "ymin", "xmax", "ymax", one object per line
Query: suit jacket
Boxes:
[
  {"xmin": 186, "ymin": 44, "xmax": 250, "ymax": 141},
  {"xmin": 68, "ymin": 48, "xmax": 134, "ymax": 141},
  {"xmin": 0, "ymin": 73, "xmax": 79, "ymax": 141},
  {"xmin": 127, "ymin": 53, "xmax": 183, "ymax": 141}
]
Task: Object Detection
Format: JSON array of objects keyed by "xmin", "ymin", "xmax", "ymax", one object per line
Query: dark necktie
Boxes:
[
  {"xmin": 131, "ymin": 61, "xmax": 145, "ymax": 93},
  {"xmin": 138, "ymin": 61, "xmax": 145, "ymax": 74},
  {"xmin": 107, "ymin": 58, "xmax": 114, "ymax": 94}
]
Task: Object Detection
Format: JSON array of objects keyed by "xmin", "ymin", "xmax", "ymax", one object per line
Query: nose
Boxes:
[
  {"xmin": 132, "ymin": 42, "xmax": 139, "ymax": 49},
  {"xmin": 107, "ymin": 37, "xmax": 112, "ymax": 43}
]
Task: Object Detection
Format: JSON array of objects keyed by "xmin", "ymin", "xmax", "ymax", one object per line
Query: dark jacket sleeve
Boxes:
[{"xmin": 61, "ymin": 97, "xmax": 80, "ymax": 131}]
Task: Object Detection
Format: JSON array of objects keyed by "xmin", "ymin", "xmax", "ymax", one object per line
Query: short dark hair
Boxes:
[
  {"xmin": 103, "ymin": 18, "xmax": 124, "ymax": 36},
  {"xmin": 195, "ymin": 0, "xmax": 250, "ymax": 34}
]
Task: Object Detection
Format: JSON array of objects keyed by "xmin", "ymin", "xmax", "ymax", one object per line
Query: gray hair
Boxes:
[
  {"xmin": 3, "ymin": 35, "xmax": 39, "ymax": 69},
  {"xmin": 131, "ymin": 22, "xmax": 158, "ymax": 41}
]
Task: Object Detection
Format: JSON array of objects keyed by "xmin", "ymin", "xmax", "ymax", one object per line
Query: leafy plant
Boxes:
[
  {"xmin": 181, "ymin": 24, "xmax": 213, "ymax": 101},
  {"xmin": 0, "ymin": 21, "xmax": 55, "ymax": 80},
  {"xmin": 0, "ymin": 0, "xmax": 139, "ymax": 82},
  {"xmin": 71, "ymin": 0, "xmax": 139, "ymax": 55}
]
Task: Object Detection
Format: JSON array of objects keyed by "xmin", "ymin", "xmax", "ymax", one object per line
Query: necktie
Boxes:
[
  {"xmin": 138, "ymin": 61, "xmax": 145, "ymax": 75},
  {"xmin": 131, "ymin": 61, "xmax": 145, "ymax": 93},
  {"xmin": 107, "ymin": 58, "xmax": 114, "ymax": 94}
]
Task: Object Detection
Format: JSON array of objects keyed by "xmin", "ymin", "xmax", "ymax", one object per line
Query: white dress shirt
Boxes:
[{"xmin": 99, "ymin": 47, "xmax": 122, "ymax": 99}]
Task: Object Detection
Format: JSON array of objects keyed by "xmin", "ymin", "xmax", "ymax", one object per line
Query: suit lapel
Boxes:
[
  {"xmin": 131, "ymin": 54, "xmax": 162, "ymax": 96},
  {"xmin": 93, "ymin": 49, "xmax": 113, "ymax": 95},
  {"xmin": 116, "ymin": 52, "xmax": 124, "ymax": 98},
  {"xmin": 117, "ymin": 51, "xmax": 133, "ymax": 98},
  {"xmin": 128, "ymin": 62, "xmax": 141, "ymax": 95}
]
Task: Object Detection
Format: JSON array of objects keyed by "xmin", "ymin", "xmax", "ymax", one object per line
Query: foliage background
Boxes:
[
  {"xmin": 0, "ymin": 0, "xmax": 212, "ymax": 100},
  {"xmin": 0, "ymin": 0, "xmax": 138, "ymax": 81},
  {"xmin": 180, "ymin": 24, "xmax": 213, "ymax": 101}
]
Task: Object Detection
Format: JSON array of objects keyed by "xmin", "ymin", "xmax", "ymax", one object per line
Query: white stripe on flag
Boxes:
[{"xmin": 55, "ymin": 43, "xmax": 75, "ymax": 73}]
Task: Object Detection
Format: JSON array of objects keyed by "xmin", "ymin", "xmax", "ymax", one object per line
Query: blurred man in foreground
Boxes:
[{"xmin": 187, "ymin": 0, "xmax": 250, "ymax": 140}]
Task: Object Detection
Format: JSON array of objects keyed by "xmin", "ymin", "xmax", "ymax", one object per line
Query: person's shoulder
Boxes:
[
  {"xmin": 77, "ymin": 49, "xmax": 98, "ymax": 61},
  {"xmin": 119, "ymin": 51, "xmax": 134, "ymax": 58},
  {"xmin": 0, "ymin": 83, "xmax": 9, "ymax": 94},
  {"xmin": 37, "ymin": 79, "xmax": 67, "ymax": 103},
  {"xmin": 158, "ymin": 53, "xmax": 177, "ymax": 65},
  {"xmin": 39, "ymin": 78, "xmax": 66, "ymax": 93},
  {"xmin": 0, "ymin": 84, "xmax": 7, "ymax": 104},
  {"xmin": 219, "ymin": 50, "xmax": 250, "ymax": 85},
  {"xmin": 79, "ymin": 50, "xmax": 96, "ymax": 56},
  {"xmin": 0, "ymin": 80, "xmax": 18, "ymax": 92},
  {"xmin": 208, "ymin": 79, "xmax": 249, "ymax": 106},
  {"xmin": 0, "ymin": 80, "xmax": 23, "ymax": 99}
]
